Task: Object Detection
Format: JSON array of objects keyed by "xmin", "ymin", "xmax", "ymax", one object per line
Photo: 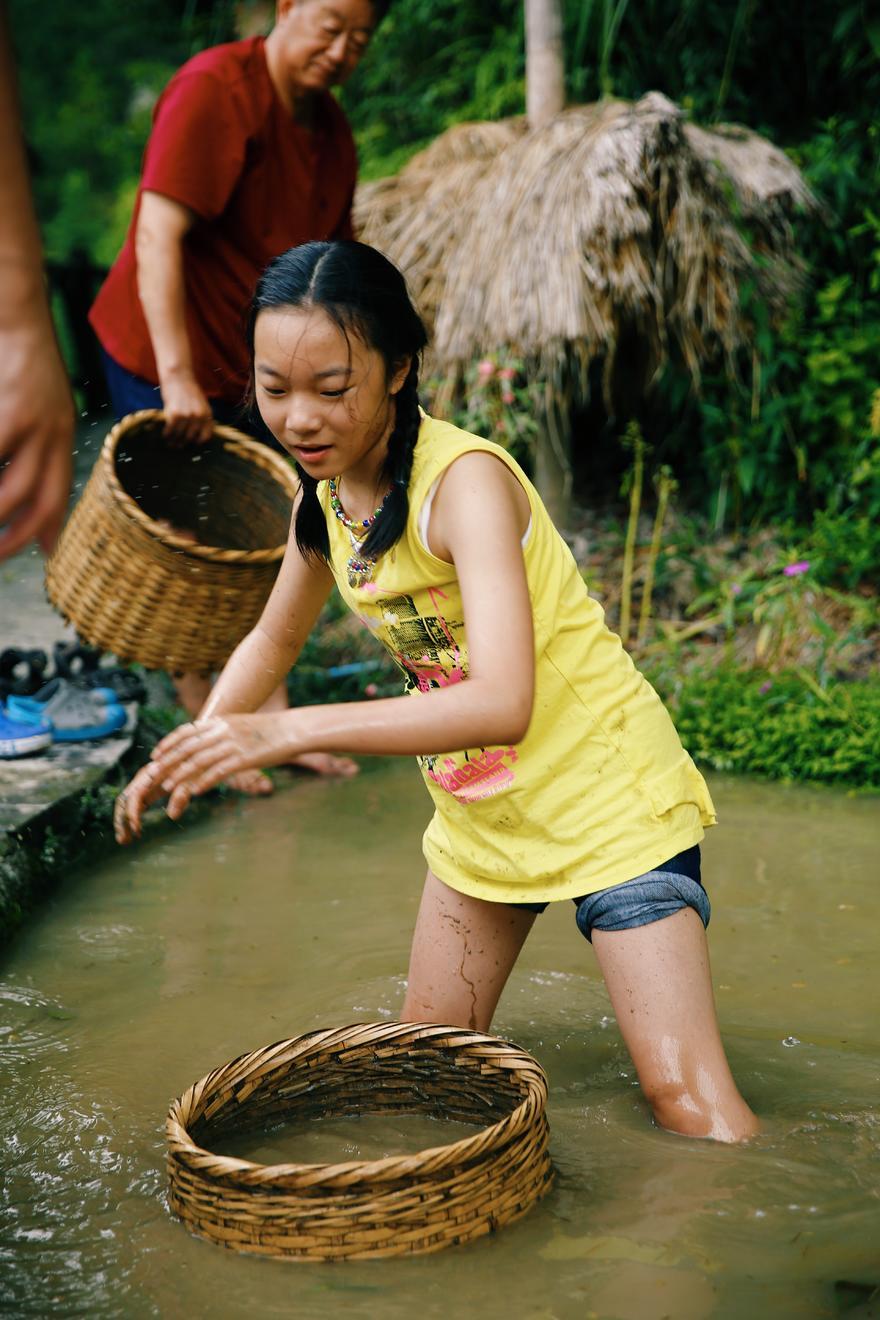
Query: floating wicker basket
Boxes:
[
  {"xmin": 166, "ymin": 1022, "xmax": 553, "ymax": 1261},
  {"xmin": 45, "ymin": 409, "xmax": 298, "ymax": 672}
]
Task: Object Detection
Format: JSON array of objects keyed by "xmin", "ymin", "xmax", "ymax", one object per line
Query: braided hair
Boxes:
[{"xmin": 246, "ymin": 240, "xmax": 428, "ymax": 566}]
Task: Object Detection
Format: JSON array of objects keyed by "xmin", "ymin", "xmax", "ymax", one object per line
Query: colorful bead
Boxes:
[{"xmin": 328, "ymin": 477, "xmax": 393, "ymax": 532}]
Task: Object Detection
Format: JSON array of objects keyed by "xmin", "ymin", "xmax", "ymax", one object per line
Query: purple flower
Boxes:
[
  {"xmin": 730, "ymin": 582, "xmax": 742, "ymax": 596},
  {"xmin": 759, "ymin": 680, "xmax": 773, "ymax": 694},
  {"xmin": 783, "ymin": 561, "xmax": 810, "ymax": 577}
]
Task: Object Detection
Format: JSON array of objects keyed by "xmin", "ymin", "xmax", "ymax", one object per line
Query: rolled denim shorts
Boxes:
[{"xmin": 512, "ymin": 844, "xmax": 710, "ymax": 942}]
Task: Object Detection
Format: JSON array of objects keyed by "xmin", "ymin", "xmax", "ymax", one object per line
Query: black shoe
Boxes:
[
  {"xmin": 53, "ymin": 640, "xmax": 104, "ymax": 682},
  {"xmin": 0, "ymin": 648, "xmax": 49, "ymax": 699},
  {"xmin": 82, "ymin": 667, "xmax": 146, "ymax": 705}
]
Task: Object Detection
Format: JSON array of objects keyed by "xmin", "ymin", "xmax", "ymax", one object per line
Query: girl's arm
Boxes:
[
  {"xmin": 200, "ymin": 507, "xmax": 337, "ymax": 718},
  {"xmin": 114, "ymin": 510, "xmax": 336, "ymax": 841},
  {"xmin": 124, "ymin": 452, "xmax": 535, "ymax": 831}
]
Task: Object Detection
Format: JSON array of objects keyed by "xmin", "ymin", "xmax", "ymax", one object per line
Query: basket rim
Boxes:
[
  {"xmin": 166, "ymin": 1021, "xmax": 549, "ymax": 1190},
  {"xmin": 103, "ymin": 408, "xmax": 299, "ymax": 564}
]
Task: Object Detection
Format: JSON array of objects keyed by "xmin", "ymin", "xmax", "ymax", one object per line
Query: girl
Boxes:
[{"xmin": 115, "ymin": 240, "xmax": 759, "ymax": 1143}]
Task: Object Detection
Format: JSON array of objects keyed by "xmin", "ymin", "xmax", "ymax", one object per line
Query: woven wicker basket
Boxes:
[
  {"xmin": 45, "ymin": 409, "xmax": 298, "ymax": 672},
  {"xmin": 166, "ymin": 1021, "xmax": 553, "ymax": 1261}
]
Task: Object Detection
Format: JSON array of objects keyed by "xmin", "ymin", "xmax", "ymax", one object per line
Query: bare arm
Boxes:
[
  {"xmin": 135, "ymin": 190, "xmax": 213, "ymax": 443},
  {"xmin": 252, "ymin": 451, "xmax": 535, "ymax": 758},
  {"xmin": 201, "ymin": 510, "xmax": 338, "ymax": 719},
  {"xmin": 116, "ymin": 452, "xmax": 535, "ymax": 838},
  {"xmin": 115, "ymin": 505, "xmax": 337, "ymax": 839},
  {"xmin": 0, "ymin": 5, "xmax": 74, "ymax": 559}
]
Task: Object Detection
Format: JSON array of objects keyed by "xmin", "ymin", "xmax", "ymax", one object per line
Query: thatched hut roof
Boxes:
[{"xmin": 354, "ymin": 92, "xmax": 816, "ymax": 394}]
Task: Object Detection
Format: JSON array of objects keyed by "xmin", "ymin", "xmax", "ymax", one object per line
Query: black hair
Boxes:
[{"xmin": 247, "ymin": 240, "xmax": 428, "ymax": 566}]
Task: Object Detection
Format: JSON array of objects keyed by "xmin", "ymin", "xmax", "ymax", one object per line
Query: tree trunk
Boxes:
[
  {"xmin": 525, "ymin": 0, "xmax": 565, "ymax": 129},
  {"xmin": 526, "ymin": 2, "xmax": 570, "ymax": 523},
  {"xmin": 533, "ymin": 380, "xmax": 573, "ymax": 530}
]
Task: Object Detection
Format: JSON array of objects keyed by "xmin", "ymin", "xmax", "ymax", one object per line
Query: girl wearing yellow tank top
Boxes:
[{"xmin": 116, "ymin": 240, "xmax": 758, "ymax": 1143}]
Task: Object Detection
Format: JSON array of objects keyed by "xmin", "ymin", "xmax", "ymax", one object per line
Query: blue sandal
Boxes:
[
  {"xmin": 6, "ymin": 679, "xmax": 127, "ymax": 743},
  {"xmin": 0, "ymin": 702, "xmax": 53, "ymax": 758}
]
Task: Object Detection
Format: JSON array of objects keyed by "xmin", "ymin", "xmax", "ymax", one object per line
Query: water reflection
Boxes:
[{"xmin": 1, "ymin": 764, "xmax": 878, "ymax": 1317}]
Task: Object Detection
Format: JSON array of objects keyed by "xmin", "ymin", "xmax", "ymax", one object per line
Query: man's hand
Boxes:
[
  {"xmin": 0, "ymin": 5, "xmax": 75, "ymax": 560},
  {"xmin": 160, "ymin": 369, "xmax": 214, "ymax": 445},
  {"xmin": 0, "ymin": 313, "xmax": 74, "ymax": 559}
]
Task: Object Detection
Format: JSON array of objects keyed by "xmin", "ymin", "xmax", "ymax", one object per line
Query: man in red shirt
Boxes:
[
  {"xmin": 92, "ymin": 0, "xmax": 385, "ymax": 441},
  {"xmin": 91, "ymin": 0, "xmax": 388, "ymax": 789}
]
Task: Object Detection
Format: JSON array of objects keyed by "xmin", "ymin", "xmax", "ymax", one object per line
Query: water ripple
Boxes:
[{"xmin": 0, "ymin": 984, "xmax": 76, "ymax": 1060}]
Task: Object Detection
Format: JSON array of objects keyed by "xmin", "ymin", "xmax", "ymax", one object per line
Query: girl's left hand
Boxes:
[{"xmin": 115, "ymin": 714, "xmax": 297, "ymax": 843}]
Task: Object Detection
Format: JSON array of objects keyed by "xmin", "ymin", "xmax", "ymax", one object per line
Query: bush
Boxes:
[{"xmin": 652, "ymin": 666, "xmax": 880, "ymax": 788}]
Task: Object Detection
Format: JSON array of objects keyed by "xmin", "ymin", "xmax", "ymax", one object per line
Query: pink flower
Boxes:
[
  {"xmin": 477, "ymin": 359, "xmax": 495, "ymax": 380},
  {"xmin": 759, "ymin": 680, "xmax": 773, "ymax": 694},
  {"xmin": 501, "ymin": 389, "xmax": 515, "ymax": 404},
  {"xmin": 498, "ymin": 366, "xmax": 516, "ymax": 381},
  {"xmin": 730, "ymin": 582, "xmax": 742, "ymax": 596},
  {"xmin": 783, "ymin": 561, "xmax": 810, "ymax": 577},
  {"xmin": 365, "ymin": 682, "xmax": 378, "ymax": 697}
]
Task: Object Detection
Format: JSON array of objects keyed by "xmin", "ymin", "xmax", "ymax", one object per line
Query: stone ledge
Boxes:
[
  {"xmin": 0, "ymin": 730, "xmax": 137, "ymax": 948},
  {"xmin": 0, "ymin": 708, "xmax": 217, "ymax": 950},
  {"xmin": 0, "ymin": 733, "xmax": 133, "ymax": 834}
]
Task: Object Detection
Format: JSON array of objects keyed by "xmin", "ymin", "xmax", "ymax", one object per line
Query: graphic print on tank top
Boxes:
[{"xmin": 359, "ymin": 585, "xmax": 520, "ymax": 803}]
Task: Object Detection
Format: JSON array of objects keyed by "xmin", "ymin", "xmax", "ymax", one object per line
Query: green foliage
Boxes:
[
  {"xmin": 341, "ymin": 1, "xmax": 526, "ymax": 179},
  {"xmin": 647, "ymin": 117, "xmax": 880, "ymax": 535},
  {"xmin": 432, "ymin": 355, "xmax": 538, "ymax": 465},
  {"xmin": 651, "ymin": 666, "xmax": 880, "ymax": 789},
  {"xmin": 8, "ymin": 1, "xmax": 232, "ymax": 263}
]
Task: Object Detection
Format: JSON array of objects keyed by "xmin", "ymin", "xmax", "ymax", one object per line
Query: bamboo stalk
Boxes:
[
  {"xmin": 637, "ymin": 464, "xmax": 677, "ymax": 644},
  {"xmin": 619, "ymin": 421, "xmax": 647, "ymax": 645}
]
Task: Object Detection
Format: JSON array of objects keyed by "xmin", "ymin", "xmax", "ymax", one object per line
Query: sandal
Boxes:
[
  {"xmin": 0, "ymin": 701, "xmax": 52, "ymax": 758},
  {"xmin": 0, "ymin": 648, "xmax": 49, "ymax": 699},
  {"xmin": 6, "ymin": 679, "xmax": 127, "ymax": 743},
  {"xmin": 82, "ymin": 667, "xmax": 146, "ymax": 704},
  {"xmin": 53, "ymin": 640, "xmax": 104, "ymax": 682}
]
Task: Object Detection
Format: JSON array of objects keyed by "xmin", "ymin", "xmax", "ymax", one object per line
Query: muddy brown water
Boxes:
[{"xmin": 2, "ymin": 760, "xmax": 878, "ymax": 1318}]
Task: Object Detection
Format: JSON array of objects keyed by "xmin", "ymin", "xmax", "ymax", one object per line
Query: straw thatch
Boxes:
[{"xmin": 355, "ymin": 92, "xmax": 816, "ymax": 395}]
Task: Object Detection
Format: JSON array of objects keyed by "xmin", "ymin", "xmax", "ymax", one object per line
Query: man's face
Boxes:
[{"xmin": 273, "ymin": 0, "xmax": 377, "ymax": 92}]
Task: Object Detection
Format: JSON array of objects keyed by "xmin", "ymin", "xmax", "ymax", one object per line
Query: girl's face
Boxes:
[{"xmin": 254, "ymin": 306, "xmax": 408, "ymax": 485}]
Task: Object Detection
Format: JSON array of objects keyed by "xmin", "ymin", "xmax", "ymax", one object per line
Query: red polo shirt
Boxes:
[{"xmin": 90, "ymin": 37, "xmax": 356, "ymax": 402}]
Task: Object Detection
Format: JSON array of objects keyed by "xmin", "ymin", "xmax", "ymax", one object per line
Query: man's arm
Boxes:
[
  {"xmin": 135, "ymin": 190, "xmax": 214, "ymax": 444},
  {"xmin": 0, "ymin": 3, "xmax": 74, "ymax": 560}
]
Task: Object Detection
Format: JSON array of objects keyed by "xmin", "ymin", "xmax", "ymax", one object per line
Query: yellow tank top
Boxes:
[{"xmin": 318, "ymin": 413, "xmax": 715, "ymax": 903}]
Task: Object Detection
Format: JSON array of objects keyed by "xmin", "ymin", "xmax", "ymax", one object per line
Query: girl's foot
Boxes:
[
  {"xmin": 225, "ymin": 768, "xmax": 274, "ymax": 796},
  {"xmin": 222, "ymin": 755, "xmax": 357, "ymax": 797},
  {"xmin": 290, "ymin": 751, "xmax": 358, "ymax": 777}
]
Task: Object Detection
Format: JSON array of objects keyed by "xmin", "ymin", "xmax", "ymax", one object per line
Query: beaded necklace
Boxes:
[{"xmin": 328, "ymin": 476, "xmax": 394, "ymax": 588}]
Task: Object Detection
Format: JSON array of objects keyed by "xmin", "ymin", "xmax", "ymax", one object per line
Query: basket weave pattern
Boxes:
[
  {"xmin": 45, "ymin": 410, "xmax": 298, "ymax": 672},
  {"xmin": 166, "ymin": 1022, "xmax": 553, "ymax": 1260}
]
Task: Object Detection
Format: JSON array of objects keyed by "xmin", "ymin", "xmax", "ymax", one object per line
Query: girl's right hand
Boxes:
[{"xmin": 114, "ymin": 761, "xmax": 168, "ymax": 845}]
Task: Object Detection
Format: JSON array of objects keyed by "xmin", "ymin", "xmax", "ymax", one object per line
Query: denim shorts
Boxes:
[{"xmin": 511, "ymin": 844, "xmax": 710, "ymax": 943}]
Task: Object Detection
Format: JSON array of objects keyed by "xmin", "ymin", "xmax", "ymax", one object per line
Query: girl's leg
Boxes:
[
  {"xmin": 401, "ymin": 870, "xmax": 536, "ymax": 1032},
  {"xmin": 591, "ymin": 908, "xmax": 759, "ymax": 1142}
]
